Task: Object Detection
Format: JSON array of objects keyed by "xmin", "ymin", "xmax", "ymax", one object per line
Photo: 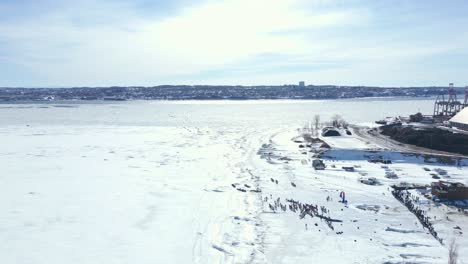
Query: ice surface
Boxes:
[
  {"xmin": 0, "ymin": 125, "xmax": 265, "ymax": 263},
  {"xmin": 0, "ymin": 99, "xmax": 466, "ymax": 264}
]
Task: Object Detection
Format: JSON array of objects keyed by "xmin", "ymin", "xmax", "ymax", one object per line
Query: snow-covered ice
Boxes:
[
  {"xmin": 0, "ymin": 125, "xmax": 265, "ymax": 263},
  {"xmin": 0, "ymin": 99, "xmax": 466, "ymax": 264}
]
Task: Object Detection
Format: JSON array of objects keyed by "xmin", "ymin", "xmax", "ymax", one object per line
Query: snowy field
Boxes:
[
  {"xmin": 1, "ymin": 125, "xmax": 265, "ymax": 263},
  {"xmin": 0, "ymin": 99, "xmax": 466, "ymax": 264},
  {"xmin": 257, "ymin": 129, "xmax": 467, "ymax": 263}
]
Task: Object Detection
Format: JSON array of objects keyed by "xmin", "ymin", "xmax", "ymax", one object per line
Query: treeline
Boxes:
[
  {"xmin": 0, "ymin": 85, "xmax": 463, "ymax": 101},
  {"xmin": 381, "ymin": 126, "xmax": 468, "ymax": 155}
]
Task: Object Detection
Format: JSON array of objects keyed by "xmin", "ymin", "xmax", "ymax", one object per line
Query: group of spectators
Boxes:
[{"xmin": 392, "ymin": 189, "xmax": 444, "ymax": 245}]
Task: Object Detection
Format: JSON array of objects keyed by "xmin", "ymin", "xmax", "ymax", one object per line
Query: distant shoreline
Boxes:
[
  {"xmin": 0, "ymin": 85, "xmax": 459, "ymax": 102},
  {"xmin": 0, "ymin": 95, "xmax": 439, "ymax": 104}
]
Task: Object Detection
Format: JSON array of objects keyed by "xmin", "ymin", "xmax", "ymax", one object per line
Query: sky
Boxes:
[{"xmin": 0, "ymin": 0, "xmax": 467, "ymax": 87}]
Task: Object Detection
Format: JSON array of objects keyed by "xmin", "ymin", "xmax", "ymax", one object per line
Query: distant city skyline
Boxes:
[{"xmin": 1, "ymin": 0, "xmax": 468, "ymax": 87}]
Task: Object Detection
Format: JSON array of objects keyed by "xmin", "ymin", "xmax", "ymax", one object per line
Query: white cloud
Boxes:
[
  {"xmin": 0, "ymin": 0, "xmax": 363, "ymax": 86},
  {"xmin": 0, "ymin": 0, "xmax": 467, "ymax": 86},
  {"xmin": 143, "ymin": 0, "xmax": 357, "ymax": 65}
]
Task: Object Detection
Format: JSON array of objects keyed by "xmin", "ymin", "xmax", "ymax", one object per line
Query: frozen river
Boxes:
[
  {"xmin": 0, "ymin": 97, "xmax": 435, "ymax": 127},
  {"xmin": 3, "ymin": 98, "xmax": 463, "ymax": 264}
]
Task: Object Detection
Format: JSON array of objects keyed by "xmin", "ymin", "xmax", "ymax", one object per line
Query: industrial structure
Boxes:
[
  {"xmin": 449, "ymin": 106, "xmax": 468, "ymax": 131},
  {"xmin": 433, "ymin": 83, "xmax": 468, "ymax": 120}
]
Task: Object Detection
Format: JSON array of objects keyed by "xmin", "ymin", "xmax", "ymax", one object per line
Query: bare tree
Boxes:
[
  {"xmin": 313, "ymin": 114, "xmax": 321, "ymax": 130},
  {"xmin": 448, "ymin": 239, "xmax": 458, "ymax": 264},
  {"xmin": 342, "ymin": 120, "xmax": 349, "ymax": 129},
  {"xmin": 331, "ymin": 114, "xmax": 342, "ymax": 128},
  {"xmin": 301, "ymin": 123, "xmax": 313, "ymax": 142}
]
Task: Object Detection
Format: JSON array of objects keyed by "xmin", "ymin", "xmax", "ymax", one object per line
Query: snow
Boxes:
[
  {"xmin": 0, "ymin": 99, "xmax": 466, "ymax": 264},
  {"xmin": 450, "ymin": 107, "xmax": 468, "ymax": 125},
  {"xmin": 0, "ymin": 125, "xmax": 263, "ymax": 263},
  {"xmin": 255, "ymin": 127, "xmax": 468, "ymax": 263},
  {"xmin": 319, "ymin": 128, "xmax": 380, "ymax": 150}
]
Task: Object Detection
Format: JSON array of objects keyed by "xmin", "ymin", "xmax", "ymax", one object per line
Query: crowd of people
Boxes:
[
  {"xmin": 264, "ymin": 195, "xmax": 342, "ymax": 231},
  {"xmin": 392, "ymin": 189, "xmax": 444, "ymax": 245}
]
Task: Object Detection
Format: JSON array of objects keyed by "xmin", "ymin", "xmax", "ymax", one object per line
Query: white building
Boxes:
[{"xmin": 449, "ymin": 107, "xmax": 468, "ymax": 131}]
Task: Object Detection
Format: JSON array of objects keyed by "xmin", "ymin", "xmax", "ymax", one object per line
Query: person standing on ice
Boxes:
[{"xmin": 339, "ymin": 191, "xmax": 346, "ymax": 203}]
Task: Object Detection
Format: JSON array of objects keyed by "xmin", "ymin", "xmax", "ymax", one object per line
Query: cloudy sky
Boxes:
[{"xmin": 1, "ymin": 0, "xmax": 467, "ymax": 87}]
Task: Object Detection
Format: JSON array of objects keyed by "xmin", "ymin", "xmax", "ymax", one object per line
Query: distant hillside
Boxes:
[{"xmin": 0, "ymin": 85, "xmax": 463, "ymax": 101}]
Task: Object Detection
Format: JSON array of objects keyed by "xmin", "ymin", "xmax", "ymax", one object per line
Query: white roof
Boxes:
[{"xmin": 450, "ymin": 107, "xmax": 468, "ymax": 124}]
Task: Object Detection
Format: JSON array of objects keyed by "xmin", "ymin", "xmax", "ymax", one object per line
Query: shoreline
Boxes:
[{"xmin": 0, "ymin": 95, "xmax": 439, "ymax": 104}]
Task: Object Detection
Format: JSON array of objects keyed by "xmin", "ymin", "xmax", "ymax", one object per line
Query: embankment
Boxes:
[{"xmin": 380, "ymin": 126, "xmax": 468, "ymax": 156}]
